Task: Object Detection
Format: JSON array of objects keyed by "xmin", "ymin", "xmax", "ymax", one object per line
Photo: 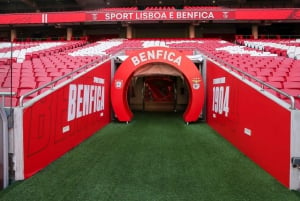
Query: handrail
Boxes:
[
  {"xmin": 201, "ymin": 50, "xmax": 296, "ymax": 110},
  {"xmin": 19, "ymin": 56, "xmax": 109, "ymax": 107},
  {"xmin": 237, "ymin": 35, "xmax": 300, "ymax": 39},
  {"xmin": 0, "ymin": 92, "xmax": 16, "ymax": 107},
  {"xmin": 118, "ymin": 46, "xmax": 297, "ymax": 109},
  {"xmin": 18, "ymin": 45, "xmax": 298, "ymax": 110}
]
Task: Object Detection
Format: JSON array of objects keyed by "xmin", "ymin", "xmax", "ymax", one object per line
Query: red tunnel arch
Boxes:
[{"xmin": 111, "ymin": 46, "xmax": 204, "ymax": 123}]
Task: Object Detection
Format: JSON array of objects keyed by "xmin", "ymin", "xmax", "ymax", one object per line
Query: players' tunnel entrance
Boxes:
[
  {"xmin": 128, "ymin": 63, "xmax": 188, "ymax": 112},
  {"xmin": 111, "ymin": 46, "xmax": 204, "ymax": 123}
]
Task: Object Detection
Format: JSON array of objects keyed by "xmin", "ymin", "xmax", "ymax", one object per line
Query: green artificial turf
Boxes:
[{"xmin": 1, "ymin": 112, "xmax": 300, "ymax": 201}]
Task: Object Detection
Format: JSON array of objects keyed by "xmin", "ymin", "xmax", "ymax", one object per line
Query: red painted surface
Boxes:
[
  {"xmin": 235, "ymin": 9, "xmax": 300, "ymax": 20},
  {"xmin": 47, "ymin": 12, "xmax": 86, "ymax": 23},
  {"xmin": 111, "ymin": 47, "xmax": 204, "ymax": 122},
  {"xmin": 23, "ymin": 61, "xmax": 111, "ymax": 178},
  {"xmin": 86, "ymin": 10, "xmax": 235, "ymax": 21},
  {"xmin": 206, "ymin": 60, "xmax": 291, "ymax": 188},
  {"xmin": 1, "ymin": 8, "xmax": 300, "ymax": 24},
  {"xmin": 0, "ymin": 13, "xmax": 42, "ymax": 24}
]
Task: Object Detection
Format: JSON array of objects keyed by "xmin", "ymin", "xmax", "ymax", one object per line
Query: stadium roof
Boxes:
[{"xmin": 1, "ymin": 0, "xmax": 300, "ymax": 13}]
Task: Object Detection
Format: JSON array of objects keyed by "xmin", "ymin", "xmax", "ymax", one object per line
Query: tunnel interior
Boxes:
[{"xmin": 128, "ymin": 75, "xmax": 189, "ymax": 112}]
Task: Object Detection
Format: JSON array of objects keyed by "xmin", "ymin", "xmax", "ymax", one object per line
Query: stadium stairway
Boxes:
[{"xmin": 0, "ymin": 38, "xmax": 299, "ymax": 190}]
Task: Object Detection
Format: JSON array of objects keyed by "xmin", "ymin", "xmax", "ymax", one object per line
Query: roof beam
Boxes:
[{"xmin": 20, "ymin": 0, "xmax": 40, "ymax": 12}]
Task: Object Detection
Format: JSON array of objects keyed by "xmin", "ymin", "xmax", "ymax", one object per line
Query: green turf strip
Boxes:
[{"xmin": 1, "ymin": 112, "xmax": 300, "ymax": 201}]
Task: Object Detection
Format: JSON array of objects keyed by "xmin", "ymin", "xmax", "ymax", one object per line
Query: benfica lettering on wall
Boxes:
[
  {"xmin": 68, "ymin": 76, "xmax": 105, "ymax": 121},
  {"xmin": 131, "ymin": 49, "xmax": 182, "ymax": 66}
]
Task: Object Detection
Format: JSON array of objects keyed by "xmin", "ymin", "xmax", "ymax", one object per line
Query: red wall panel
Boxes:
[
  {"xmin": 0, "ymin": 13, "xmax": 41, "ymax": 24},
  {"xmin": 206, "ymin": 60, "xmax": 291, "ymax": 187},
  {"xmin": 23, "ymin": 61, "xmax": 111, "ymax": 178},
  {"xmin": 47, "ymin": 12, "xmax": 86, "ymax": 23},
  {"xmin": 235, "ymin": 9, "xmax": 295, "ymax": 20}
]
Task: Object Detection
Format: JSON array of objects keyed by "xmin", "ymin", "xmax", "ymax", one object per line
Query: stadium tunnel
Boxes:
[{"xmin": 111, "ymin": 46, "xmax": 205, "ymax": 123}]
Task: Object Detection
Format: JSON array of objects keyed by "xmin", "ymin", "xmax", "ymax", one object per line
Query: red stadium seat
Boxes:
[
  {"xmin": 286, "ymin": 76, "xmax": 300, "ymax": 82},
  {"xmin": 284, "ymin": 81, "xmax": 300, "ymax": 90},
  {"xmin": 268, "ymin": 81, "xmax": 283, "ymax": 89},
  {"xmin": 268, "ymin": 76, "xmax": 285, "ymax": 82}
]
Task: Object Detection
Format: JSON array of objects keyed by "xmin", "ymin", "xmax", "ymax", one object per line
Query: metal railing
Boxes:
[
  {"xmin": 237, "ymin": 35, "xmax": 300, "ymax": 40},
  {"xmin": 19, "ymin": 55, "xmax": 109, "ymax": 107},
  {"xmin": 16, "ymin": 45, "xmax": 298, "ymax": 110},
  {"xmin": 201, "ymin": 50, "xmax": 296, "ymax": 110},
  {"xmin": 0, "ymin": 92, "xmax": 16, "ymax": 108},
  {"xmin": 118, "ymin": 45, "xmax": 297, "ymax": 110}
]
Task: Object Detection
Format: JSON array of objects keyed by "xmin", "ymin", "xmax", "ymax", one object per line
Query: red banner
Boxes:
[
  {"xmin": 1, "ymin": 8, "xmax": 300, "ymax": 24},
  {"xmin": 206, "ymin": 60, "xmax": 291, "ymax": 188},
  {"xmin": 47, "ymin": 12, "xmax": 86, "ymax": 23},
  {"xmin": 22, "ymin": 61, "xmax": 111, "ymax": 178},
  {"xmin": 235, "ymin": 9, "xmax": 300, "ymax": 20},
  {"xmin": 86, "ymin": 10, "xmax": 234, "ymax": 21},
  {"xmin": 0, "ymin": 13, "xmax": 42, "ymax": 24}
]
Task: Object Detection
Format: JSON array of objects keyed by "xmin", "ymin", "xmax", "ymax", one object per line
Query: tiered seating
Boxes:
[
  {"xmin": 237, "ymin": 39, "xmax": 300, "ymax": 59},
  {"xmin": 97, "ymin": 7, "xmax": 138, "ymax": 11},
  {"xmin": 0, "ymin": 41, "xmax": 87, "ymax": 64},
  {"xmin": 194, "ymin": 40, "xmax": 300, "ymax": 109},
  {"xmin": 0, "ymin": 39, "xmax": 124, "ymax": 107},
  {"xmin": 145, "ymin": 6, "xmax": 176, "ymax": 10},
  {"xmin": 0, "ymin": 42, "xmax": 34, "ymax": 64},
  {"xmin": 68, "ymin": 39, "xmax": 124, "ymax": 56},
  {"xmin": 0, "ymin": 38, "xmax": 299, "ymax": 109},
  {"xmin": 120, "ymin": 39, "xmax": 201, "ymax": 55},
  {"xmin": 183, "ymin": 6, "xmax": 223, "ymax": 10},
  {"xmin": 117, "ymin": 39, "xmax": 298, "ymax": 109},
  {"xmin": 96, "ymin": 6, "xmax": 223, "ymax": 11}
]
